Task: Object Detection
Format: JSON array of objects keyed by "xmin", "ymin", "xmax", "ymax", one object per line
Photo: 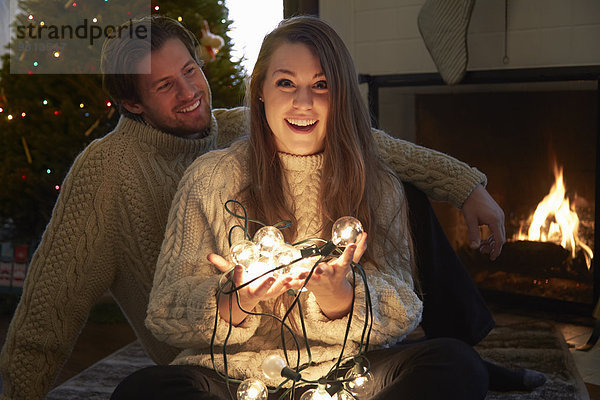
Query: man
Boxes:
[{"xmin": 0, "ymin": 16, "xmax": 504, "ymax": 399}]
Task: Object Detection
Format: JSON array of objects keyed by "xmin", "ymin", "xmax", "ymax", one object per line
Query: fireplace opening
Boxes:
[{"xmin": 414, "ymin": 85, "xmax": 596, "ymax": 305}]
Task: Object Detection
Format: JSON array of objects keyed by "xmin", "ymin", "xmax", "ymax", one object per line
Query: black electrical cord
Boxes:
[{"xmin": 211, "ymin": 200, "xmax": 374, "ymax": 400}]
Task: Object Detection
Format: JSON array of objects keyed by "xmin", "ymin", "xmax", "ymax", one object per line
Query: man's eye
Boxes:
[
  {"xmin": 314, "ymin": 80, "xmax": 328, "ymax": 90},
  {"xmin": 276, "ymin": 79, "xmax": 294, "ymax": 88},
  {"xmin": 157, "ymin": 82, "xmax": 172, "ymax": 91},
  {"xmin": 185, "ymin": 66, "xmax": 196, "ymax": 75}
]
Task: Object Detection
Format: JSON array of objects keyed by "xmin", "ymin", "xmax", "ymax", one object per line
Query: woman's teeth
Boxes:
[
  {"xmin": 286, "ymin": 118, "xmax": 316, "ymax": 127},
  {"xmin": 179, "ymin": 100, "xmax": 200, "ymax": 113}
]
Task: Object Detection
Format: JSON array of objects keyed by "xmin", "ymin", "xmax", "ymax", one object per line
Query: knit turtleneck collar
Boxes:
[
  {"xmin": 115, "ymin": 114, "xmax": 218, "ymax": 157},
  {"xmin": 278, "ymin": 151, "xmax": 324, "ymax": 172}
]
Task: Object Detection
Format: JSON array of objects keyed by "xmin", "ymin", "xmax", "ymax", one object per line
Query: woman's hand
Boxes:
[
  {"xmin": 297, "ymin": 232, "xmax": 368, "ymax": 320},
  {"xmin": 208, "ymin": 253, "xmax": 300, "ymax": 326}
]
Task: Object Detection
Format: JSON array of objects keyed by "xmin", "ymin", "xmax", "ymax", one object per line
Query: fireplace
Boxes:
[{"xmin": 360, "ymin": 67, "xmax": 600, "ymax": 311}]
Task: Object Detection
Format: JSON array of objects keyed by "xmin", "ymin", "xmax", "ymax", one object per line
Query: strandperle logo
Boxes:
[
  {"xmin": 15, "ymin": 18, "xmax": 148, "ymax": 47},
  {"xmin": 9, "ymin": 0, "xmax": 150, "ymax": 74}
]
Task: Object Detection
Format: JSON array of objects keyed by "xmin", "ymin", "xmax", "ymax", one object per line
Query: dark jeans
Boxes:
[
  {"xmin": 111, "ymin": 338, "xmax": 488, "ymax": 400},
  {"xmin": 403, "ymin": 183, "xmax": 495, "ymax": 345}
]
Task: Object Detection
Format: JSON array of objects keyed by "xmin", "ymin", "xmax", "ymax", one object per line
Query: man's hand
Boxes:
[{"xmin": 461, "ymin": 185, "xmax": 506, "ymax": 261}]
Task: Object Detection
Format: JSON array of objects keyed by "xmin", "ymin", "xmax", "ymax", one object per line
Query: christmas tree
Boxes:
[{"xmin": 0, "ymin": 0, "xmax": 246, "ymax": 244}]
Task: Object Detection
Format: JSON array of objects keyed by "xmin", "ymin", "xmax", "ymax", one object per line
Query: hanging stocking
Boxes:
[{"xmin": 417, "ymin": 0, "xmax": 476, "ymax": 85}]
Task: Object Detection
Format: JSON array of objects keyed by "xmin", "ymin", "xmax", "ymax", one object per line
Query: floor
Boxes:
[
  {"xmin": 0, "ymin": 297, "xmax": 597, "ymax": 398},
  {"xmin": 559, "ymin": 321, "xmax": 600, "ymax": 398},
  {"xmin": 488, "ymin": 302, "xmax": 600, "ymax": 399}
]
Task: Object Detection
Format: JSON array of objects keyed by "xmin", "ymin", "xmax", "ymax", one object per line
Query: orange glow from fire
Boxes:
[{"xmin": 515, "ymin": 164, "xmax": 593, "ymax": 269}]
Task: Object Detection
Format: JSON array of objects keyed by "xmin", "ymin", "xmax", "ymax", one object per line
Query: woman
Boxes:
[{"xmin": 112, "ymin": 16, "xmax": 500, "ymax": 400}]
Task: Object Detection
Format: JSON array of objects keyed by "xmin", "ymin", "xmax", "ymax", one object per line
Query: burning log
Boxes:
[
  {"xmin": 459, "ymin": 241, "xmax": 593, "ymax": 304},
  {"xmin": 460, "ymin": 241, "xmax": 591, "ymax": 280}
]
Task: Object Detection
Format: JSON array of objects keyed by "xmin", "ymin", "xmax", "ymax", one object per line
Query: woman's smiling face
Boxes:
[{"xmin": 261, "ymin": 42, "xmax": 329, "ymax": 155}]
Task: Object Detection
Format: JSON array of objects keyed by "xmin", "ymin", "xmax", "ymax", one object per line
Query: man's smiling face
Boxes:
[{"xmin": 124, "ymin": 38, "xmax": 212, "ymax": 139}]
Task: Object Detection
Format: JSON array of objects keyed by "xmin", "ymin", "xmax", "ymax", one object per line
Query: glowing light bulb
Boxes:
[
  {"xmin": 253, "ymin": 226, "xmax": 284, "ymax": 257},
  {"xmin": 79, "ymin": 103, "xmax": 85, "ymax": 108},
  {"xmin": 272, "ymin": 243, "xmax": 299, "ymax": 274},
  {"xmin": 331, "ymin": 217, "xmax": 363, "ymax": 247},
  {"xmin": 21, "ymin": 112, "xmax": 26, "ymax": 117},
  {"xmin": 344, "ymin": 363, "xmax": 374, "ymax": 399},
  {"xmin": 262, "ymin": 354, "xmax": 286, "ymax": 380},
  {"xmin": 244, "ymin": 258, "xmax": 276, "ymax": 289},
  {"xmin": 154, "ymin": 5, "xmax": 159, "ymax": 10},
  {"xmin": 7, "ymin": 114, "xmax": 13, "ymax": 120},
  {"xmin": 28, "ymin": 14, "xmax": 33, "ymax": 20},
  {"xmin": 46, "ymin": 169, "xmax": 51, "ymax": 174},
  {"xmin": 178, "ymin": 16, "xmax": 183, "ymax": 22},
  {"xmin": 237, "ymin": 378, "xmax": 267, "ymax": 400},
  {"xmin": 230, "ymin": 240, "xmax": 259, "ymax": 268},
  {"xmin": 92, "ymin": 17, "xmax": 98, "ymax": 23},
  {"xmin": 42, "ymin": 100, "xmax": 48, "ymax": 105},
  {"xmin": 300, "ymin": 385, "xmax": 335, "ymax": 400},
  {"xmin": 333, "ymin": 390, "xmax": 355, "ymax": 400},
  {"xmin": 53, "ymin": 51, "xmax": 60, "ymax": 58}
]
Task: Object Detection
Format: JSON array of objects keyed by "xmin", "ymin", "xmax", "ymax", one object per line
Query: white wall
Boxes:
[
  {"xmin": 321, "ymin": 0, "xmax": 600, "ymax": 74},
  {"xmin": 320, "ymin": 0, "xmax": 600, "ymax": 141}
]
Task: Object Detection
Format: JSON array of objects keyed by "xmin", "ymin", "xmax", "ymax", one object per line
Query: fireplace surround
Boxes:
[{"xmin": 360, "ymin": 66, "xmax": 600, "ymax": 314}]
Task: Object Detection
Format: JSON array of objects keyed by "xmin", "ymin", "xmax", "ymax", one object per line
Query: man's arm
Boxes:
[
  {"xmin": 213, "ymin": 110, "xmax": 505, "ymax": 257},
  {"xmin": 372, "ymin": 128, "xmax": 505, "ymax": 259},
  {"xmin": 0, "ymin": 142, "xmax": 115, "ymax": 399}
]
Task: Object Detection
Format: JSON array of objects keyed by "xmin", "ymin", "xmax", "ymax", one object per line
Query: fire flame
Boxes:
[{"xmin": 515, "ymin": 164, "xmax": 593, "ymax": 269}]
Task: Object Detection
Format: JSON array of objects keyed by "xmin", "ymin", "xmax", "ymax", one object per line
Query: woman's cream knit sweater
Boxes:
[{"xmin": 146, "ymin": 139, "xmax": 423, "ymax": 386}]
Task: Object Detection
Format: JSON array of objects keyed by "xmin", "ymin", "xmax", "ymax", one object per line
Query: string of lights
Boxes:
[{"xmin": 210, "ymin": 200, "xmax": 376, "ymax": 400}]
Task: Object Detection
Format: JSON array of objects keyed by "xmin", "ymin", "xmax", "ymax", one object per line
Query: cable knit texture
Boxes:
[
  {"xmin": 372, "ymin": 128, "xmax": 486, "ymax": 208},
  {"xmin": 0, "ymin": 108, "xmax": 247, "ymax": 400},
  {"xmin": 146, "ymin": 140, "xmax": 423, "ymax": 386},
  {"xmin": 0, "ymin": 105, "xmax": 484, "ymax": 399}
]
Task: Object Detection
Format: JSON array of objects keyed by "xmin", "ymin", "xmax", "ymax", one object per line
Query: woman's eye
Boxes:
[
  {"xmin": 314, "ymin": 80, "xmax": 328, "ymax": 90},
  {"xmin": 276, "ymin": 79, "xmax": 294, "ymax": 88}
]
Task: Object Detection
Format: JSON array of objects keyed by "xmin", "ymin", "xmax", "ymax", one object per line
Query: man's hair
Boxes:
[{"xmin": 100, "ymin": 16, "xmax": 200, "ymax": 118}]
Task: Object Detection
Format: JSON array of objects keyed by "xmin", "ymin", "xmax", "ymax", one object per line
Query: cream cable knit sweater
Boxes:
[
  {"xmin": 146, "ymin": 140, "xmax": 423, "ymax": 386},
  {"xmin": 0, "ymin": 108, "xmax": 485, "ymax": 400}
]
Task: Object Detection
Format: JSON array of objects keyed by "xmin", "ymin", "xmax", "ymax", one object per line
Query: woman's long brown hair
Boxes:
[{"xmin": 241, "ymin": 16, "xmax": 417, "ymax": 322}]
